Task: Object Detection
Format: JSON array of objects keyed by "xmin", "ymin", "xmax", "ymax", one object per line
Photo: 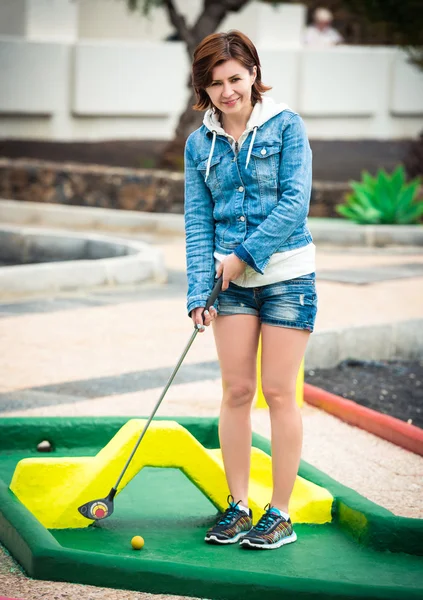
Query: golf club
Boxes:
[{"xmin": 78, "ymin": 276, "xmax": 223, "ymax": 521}]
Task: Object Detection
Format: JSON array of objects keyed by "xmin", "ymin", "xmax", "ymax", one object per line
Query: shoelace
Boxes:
[
  {"xmin": 216, "ymin": 495, "xmax": 243, "ymax": 527},
  {"xmin": 254, "ymin": 504, "xmax": 281, "ymax": 532}
]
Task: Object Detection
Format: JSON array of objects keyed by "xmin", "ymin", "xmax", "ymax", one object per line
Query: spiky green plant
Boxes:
[{"xmin": 336, "ymin": 166, "xmax": 423, "ymax": 225}]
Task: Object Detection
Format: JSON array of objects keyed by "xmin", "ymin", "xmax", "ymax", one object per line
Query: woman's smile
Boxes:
[{"xmin": 222, "ymin": 98, "xmax": 239, "ymax": 107}]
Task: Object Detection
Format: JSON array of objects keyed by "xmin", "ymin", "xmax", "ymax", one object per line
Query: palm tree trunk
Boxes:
[{"xmin": 157, "ymin": 89, "xmax": 203, "ymax": 170}]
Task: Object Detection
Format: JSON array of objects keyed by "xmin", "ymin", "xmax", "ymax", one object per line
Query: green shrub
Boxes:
[{"xmin": 336, "ymin": 165, "xmax": 423, "ymax": 225}]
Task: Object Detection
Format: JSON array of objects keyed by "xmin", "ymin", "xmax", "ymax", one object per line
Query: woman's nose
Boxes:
[{"xmin": 222, "ymin": 82, "xmax": 234, "ymax": 97}]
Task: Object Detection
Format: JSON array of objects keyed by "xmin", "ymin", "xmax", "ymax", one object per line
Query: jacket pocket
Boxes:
[
  {"xmin": 250, "ymin": 143, "xmax": 281, "ymax": 211},
  {"xmin": 196, "ymin": 154, "xmax": 224, "ymax": 196},
  {"xmin": 219, "ymin": 222, "xmax": 240, "ymax": 249},
  {"xmin": 250, "ymin": 144, "xmax": 281, "ymax": 178},
  {"xmin": 250, "ymin": 143, "xmax": 282, "ymax": 160}
]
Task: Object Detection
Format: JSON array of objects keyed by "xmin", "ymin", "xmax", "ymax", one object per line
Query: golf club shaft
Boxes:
[{"xmin": 111, "ymin": 276, "xmax": 223, "ymax": 494}]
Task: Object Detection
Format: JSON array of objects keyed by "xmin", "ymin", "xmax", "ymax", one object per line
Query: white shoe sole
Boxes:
[
  {"xmin": 240, "ymin": 531, "xmax": 297, "ymax": 549},
  {"xmin": 205, "ymin": 530, "xmax": 251, "ymax": 545}
]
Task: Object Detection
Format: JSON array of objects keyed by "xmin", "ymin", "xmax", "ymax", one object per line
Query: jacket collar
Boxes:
[{"xmin": 202, "ymin": 96, "xmax": 290, "ymax": 182}]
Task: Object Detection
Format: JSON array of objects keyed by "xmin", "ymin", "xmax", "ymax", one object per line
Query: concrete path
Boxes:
[{"xmin": 0, "ymin": 233, "xmax": 422, "ymax": 600}]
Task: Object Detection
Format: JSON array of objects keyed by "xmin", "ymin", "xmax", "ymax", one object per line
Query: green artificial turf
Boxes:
[{"xmin": 0, "ymin": 416, "xmax": 422, "ymax": 600}]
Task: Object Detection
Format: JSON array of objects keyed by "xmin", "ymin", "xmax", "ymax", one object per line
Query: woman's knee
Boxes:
[
  {"xmin": 261, "ymin": 383, "xmax": 296, "ymax": 409},
  {"xmin": 223, "ymin": 380, "xmax": 256, "ymax": 408}
]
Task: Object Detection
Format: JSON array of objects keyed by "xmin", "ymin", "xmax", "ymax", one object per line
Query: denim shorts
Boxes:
[{"xmin": 216, "ymin": 273, "xmax": 318, "ymax": 332}]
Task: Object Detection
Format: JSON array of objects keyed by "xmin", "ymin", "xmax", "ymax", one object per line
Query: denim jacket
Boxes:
[{"xmin": 184, "ymin": 97, "xmax": 313, "ymax": 315}]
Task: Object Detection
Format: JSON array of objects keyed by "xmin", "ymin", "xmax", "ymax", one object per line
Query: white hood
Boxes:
[{"xmin": 202, "ymin": 96, "xmax": 290, "ymax": 181}]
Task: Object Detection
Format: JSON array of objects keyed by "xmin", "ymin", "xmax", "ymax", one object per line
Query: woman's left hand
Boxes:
[{"xmin": 216, "ymin": 254, "xmax": 246, "ymax": 291}]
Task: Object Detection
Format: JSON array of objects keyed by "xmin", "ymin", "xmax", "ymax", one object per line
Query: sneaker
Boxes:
[
  {"xmin": 205, "ymin": 495, "xmax": 253, "ymax": 545},
  {"xmin": 240, "ymin": 504, "xmax": 297, "ymax": 550}
]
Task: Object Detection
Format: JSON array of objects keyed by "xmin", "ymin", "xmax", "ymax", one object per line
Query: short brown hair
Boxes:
[{"xmin": 191, "ymin": 30, "xmax": 271, "ymax": 115}]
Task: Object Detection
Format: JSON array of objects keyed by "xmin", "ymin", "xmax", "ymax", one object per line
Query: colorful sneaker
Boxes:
[
  {"xmin": 240, "ymin": 504, "xmax": 297, "ymax": 550},
  {"xmin": 205, "ymin": 495, "xmax": 253, "ymax": 545}
]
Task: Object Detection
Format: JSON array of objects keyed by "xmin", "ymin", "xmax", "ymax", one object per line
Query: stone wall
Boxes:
[
  {"xmin": 311, "ymin": 182, "xmax": 350, "ymax": 218},
  {"xmin": 0, "ymin": 158, "xmax": 185, "ymax": 214},
  {"xmin": 0, "ymin": 158, "xmax": 348, "ymax": 218}
]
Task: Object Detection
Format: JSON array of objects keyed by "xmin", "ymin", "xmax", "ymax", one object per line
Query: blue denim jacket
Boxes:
[{"xmin": 184, "ymin": 102, "xmax": 312, "ymax": 315}]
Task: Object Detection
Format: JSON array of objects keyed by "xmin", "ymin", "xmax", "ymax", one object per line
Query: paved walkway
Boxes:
[{"xmin": 0, "ymin": 233, "xmax": 422, "ymax": 600}]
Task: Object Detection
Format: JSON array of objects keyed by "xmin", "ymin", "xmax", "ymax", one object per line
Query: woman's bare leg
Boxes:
[
  {"xmin": 260, "ymin": 325, "xmax": 310, "ymax": 513},
  {"xmin": 212, "ymin": 314, "xmax": 261, "ymax": 506}
]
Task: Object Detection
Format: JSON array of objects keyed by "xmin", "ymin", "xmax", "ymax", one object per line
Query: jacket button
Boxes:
[
  {"xmin": 261, "ymin": 148, "xmax": 267, "ymax": 155},
  {"xmin": 238, "ymin": 186, "xmax": 244, "ymax": 192},
  {"xmin": 239, "ymin": 216, "xmax": 245, "ymax": 222}
]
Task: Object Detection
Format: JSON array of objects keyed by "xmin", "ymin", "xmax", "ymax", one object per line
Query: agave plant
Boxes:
[{"xmin": 336, "ymin": 166, "xmax": 423, "ymax": 225}]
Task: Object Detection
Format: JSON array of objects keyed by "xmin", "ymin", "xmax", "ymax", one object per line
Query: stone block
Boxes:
[
  {"xmin": 337, "ymin": 324, "xmax": 395, "ymax": 362},
  {"xmin": 0, "ymin": 262, "xmax": 103, "ymax": 294},
  {"xmin": 0, "ymin": 225, "xmax": 167, "ymax": 295},
  {"xmin": 392, "ymin": 319, "xmax": 423, "ymax": 359},
  {"xmin": 366, "ymin": 225, "xmax": 423, "ymax": 247},
  {"xmin": 105, "ymin": 255, "xmax": 152, "ymax": 285},
  {"xmin": 305, "ymin": 330, "xmax": 340, "ymax": 369}
]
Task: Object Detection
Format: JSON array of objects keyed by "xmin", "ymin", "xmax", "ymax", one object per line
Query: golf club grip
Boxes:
[{"xmin": 205, "ymin": 276, "xmax": 223, "ymax": 310}]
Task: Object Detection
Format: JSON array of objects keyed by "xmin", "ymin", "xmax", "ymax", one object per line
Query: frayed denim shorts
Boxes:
[{"xmin": 216, "ymin": 273, "xmax": 318, "ymax": 332}]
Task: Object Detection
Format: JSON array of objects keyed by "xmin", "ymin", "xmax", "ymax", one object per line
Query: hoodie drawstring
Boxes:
[
  {"xmin": 205, "ymin": 125, "xmax": 258, "ymax": 182},
  {"xmin": 205, "ymin": 130, "xmax": 217, "ymax": 182},
  {"xmin": 245, "ymin": 126, "xmax": 258, "ymax": 169}
]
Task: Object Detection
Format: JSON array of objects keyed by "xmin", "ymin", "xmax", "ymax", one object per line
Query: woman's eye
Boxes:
[{"xmin": 210, "ymin": 78, "xmax": 240, "ymax": 86}]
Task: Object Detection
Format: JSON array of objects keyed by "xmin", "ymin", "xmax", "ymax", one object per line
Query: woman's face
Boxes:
[{"xmin": 206, "ymin": 59, "xmax": 257, "ymax": 118}]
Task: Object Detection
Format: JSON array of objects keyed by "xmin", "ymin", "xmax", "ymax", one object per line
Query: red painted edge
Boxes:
[{"xmin": 304, "ymin": 382, "xmax": 423, "ymax": 457}]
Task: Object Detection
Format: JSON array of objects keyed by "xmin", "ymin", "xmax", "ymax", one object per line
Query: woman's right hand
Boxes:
[{"xmin": 191, "ymin": 306, "xmax": 217, "ymax": 332}]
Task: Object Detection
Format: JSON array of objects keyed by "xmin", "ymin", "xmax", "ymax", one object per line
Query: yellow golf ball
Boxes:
[{"xmin": 131, "ymin": 535, "xmax": 145, "ymax": 550}]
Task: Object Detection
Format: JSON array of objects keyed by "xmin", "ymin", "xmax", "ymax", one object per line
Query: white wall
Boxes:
[
  {"xmin": 0, "ymin": 0, "xmax": 26, "ymax": 37},
  {"xmin": 391, "ymin": 53, "xmax": 423, "ymax": 115},
  {"xmin": 0, "ymin": 37, "xmax": 422, "ymax": 141},
  {"xmin": 77, "ymin": 0, "xmax": 180, "ymax": 42},
  {"xmin": 0, "ymin": 0, "xmax": 422, "ymax": 142},
  {"xmin": 26, "ymin": 0, "xmax": 78, "ymax": 41},
  {"xmin": 0, "ymin": 39, "xmax": 70, "ymax": 114},
  {"xmin": 0, "ymin": 0, "xmax": 78, "ymax": 40},
  {"xmin": 73, "ymin": 41, "xmax": 190, "ymax": 116},
  {"xmin": 77, "ymin": 0, "xmax": 305, "ymax": 46}
]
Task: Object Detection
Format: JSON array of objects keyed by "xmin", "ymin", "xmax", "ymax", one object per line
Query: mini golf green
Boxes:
[{"xmin": 0, "ymin": 416, "xmax": 422, "ymax": 600}]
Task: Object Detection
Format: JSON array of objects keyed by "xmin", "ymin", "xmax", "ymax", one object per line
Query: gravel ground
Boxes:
[
  {"xmin": 0, "ymin": 543, "xmax": 199, "ymax": 600},
  {"xmin": 305, "ymin": 359, "xmax": 423, "ymax": 428}
]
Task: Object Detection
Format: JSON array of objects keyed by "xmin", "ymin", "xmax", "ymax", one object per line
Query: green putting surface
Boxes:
[{"xmin": 0, "ymin": 417, "xmax": 423, "ymax": 600}]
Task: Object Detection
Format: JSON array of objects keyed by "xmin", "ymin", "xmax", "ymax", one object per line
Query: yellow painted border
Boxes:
[{"xmin": 11, "ymin": 420, "xmax": 331, "ymax": 529}]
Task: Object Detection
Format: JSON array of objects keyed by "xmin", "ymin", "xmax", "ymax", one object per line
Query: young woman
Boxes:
[{"xmin": 184, "ymin": 30, "xmax": 317, "ymax": 550}]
